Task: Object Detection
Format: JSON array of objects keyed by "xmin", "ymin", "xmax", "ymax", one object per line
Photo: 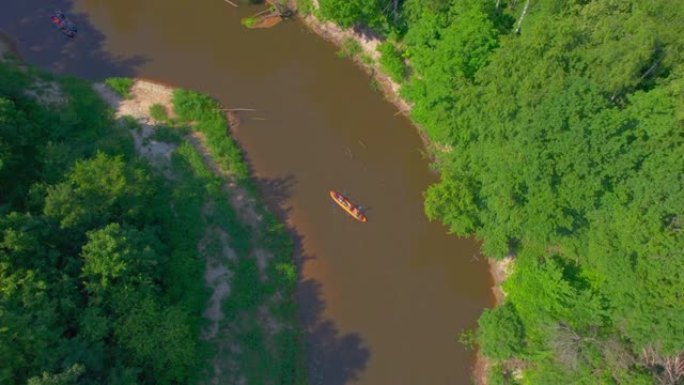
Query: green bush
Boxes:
[
  {"xmin": 478, "ymin": 302, "xmax": 526, "ymax": 360},
  {"xmin": 0, "ymin": 61, "xmax": 209, "ymax": 385},
  {"xmin": 149, "ymin": 103, "xmax": 169, "ymax": 122},
  {"xmin": 241, "ymin": 16, "xmax": 257, "ymax": 28},
  {"xmin": 377, "ymin": 42, "xmax": 405, "ymax": 82},
  {"xmin": 172, "ymin": 89, "xmax": 250, "ymax": 182},
  {"xmin": 104, "ymin": 77, "xmax": 134, "ymax": 99}
]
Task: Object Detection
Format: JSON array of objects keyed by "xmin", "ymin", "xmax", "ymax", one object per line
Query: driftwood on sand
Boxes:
[{"xmin": 220, "ymin": 108, "xmax": 257, "ymax": 112}]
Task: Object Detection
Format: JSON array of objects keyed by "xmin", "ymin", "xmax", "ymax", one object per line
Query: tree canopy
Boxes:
[
  {"xmin": 317, "ymin": 0, "xmax": 684, "ymax": 382},
  {"xmin": 0, "ymin": 61, "xmax": 206, "ymax": 385}
]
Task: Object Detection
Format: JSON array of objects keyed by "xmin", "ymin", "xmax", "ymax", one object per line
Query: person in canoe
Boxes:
[{"xmin": 329, "ymin": 190, "xmax": 368, "ymax": 223}]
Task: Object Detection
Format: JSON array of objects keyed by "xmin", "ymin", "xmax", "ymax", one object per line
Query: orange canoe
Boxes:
[{"xmin": 329, "ymin": 190, "xmax": 368, "ymax": 223}]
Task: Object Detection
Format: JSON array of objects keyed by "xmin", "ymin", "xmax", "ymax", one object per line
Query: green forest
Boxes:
[
  {"xmin": 313, "ymin": 0, "xmax": 684, "ymax": 384},
  {"xmin": 0, "ymin": 58, "xmax": 206, "ymax": 384},
  {"xmin": 0, "ymin": 54, "xmax": 304, "ymax": 384}
]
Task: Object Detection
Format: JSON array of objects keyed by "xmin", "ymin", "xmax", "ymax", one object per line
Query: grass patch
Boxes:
[
  {"xmin": 360, "ymin": 53, "xmax": 375, "ymax": 66},
  {"xmin": 297, "ymin": 0, "xmax": 314, "ymax": 15},
  {"xmin": 377, "ymin": 42, "xmax": 406, "ymax": 83},
  {"xmin": 336, "ymin": 38, "xmax": 362, "ymax": 58},
  {"xmin": 171, "ymin": 88, "xmax": 251, "ymax": 186},
  {"xmin": 104, "ymin": 77, "xmax": 134, "ymax": 99},
  {"xmin": 149, "ymin": 103, "xmax": 169, "ymax": 122}
]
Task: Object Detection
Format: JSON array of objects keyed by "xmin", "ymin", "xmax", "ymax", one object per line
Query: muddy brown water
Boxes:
[{"xmin": 3, "ymin": 1, "xmax": 493, "ymax": 383}]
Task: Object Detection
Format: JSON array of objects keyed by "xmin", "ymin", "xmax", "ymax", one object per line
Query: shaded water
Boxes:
[{"xmin": 2, "ymin": 1, "xmax": 493, "ymax": 383}]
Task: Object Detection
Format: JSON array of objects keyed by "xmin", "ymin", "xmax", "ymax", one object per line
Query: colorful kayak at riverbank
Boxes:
[{"xmin": 329, "ymin": 190, "xmax": 367, "ymax": 223}]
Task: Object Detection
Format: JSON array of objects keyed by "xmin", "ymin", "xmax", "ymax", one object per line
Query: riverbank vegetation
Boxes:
[
  {"xmin": 0, "ymin": 54, "xmax": 305, "ymax": 384},
  {"xmin": 0, "ymin": 58, "xmax": 206, "ymax": 384},
  {"xmin": 104, "ymin": 77, "xmax": 133, "ymax": 99},
  {"xmin": 169, "ymin": 87, "xmax": 306, "ymax": 384},
  {"xmin": 312, "ymin": 0, "xmax": 684, "ymax": 383}
]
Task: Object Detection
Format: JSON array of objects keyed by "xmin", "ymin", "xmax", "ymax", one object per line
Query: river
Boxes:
[{"xmin": 2, "ymin": 1, "xmax": 493, "ymax": 383}]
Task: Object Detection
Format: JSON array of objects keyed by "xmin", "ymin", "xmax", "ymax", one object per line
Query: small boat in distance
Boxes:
[
  {"xmin": 50, "ymin": 10, "xmax": 77, "ymax": 38},
  {"xmin": 329, "ymin": 190, "xmax": 368, "ymax": 223}
]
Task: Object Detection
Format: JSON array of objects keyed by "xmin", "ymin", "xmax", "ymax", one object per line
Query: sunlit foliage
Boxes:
[{"xmin": 318, "ymin": 0, "xmax": 684, "ymax": 382}]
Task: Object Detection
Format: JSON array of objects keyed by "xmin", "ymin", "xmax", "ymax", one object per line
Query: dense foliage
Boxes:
[
  {"xmin": 377, "ymin": 42, "xmax": 406, "ymax": 83},
  {"xmin": 0, "ymin": 57, "xmax": 306, "ymax": 384},
  {"xmin": 316, "ymin": 0, "xmax": 684, "ymax": 383},
  {"xmin": 172, "ymin": 89, "xmax": 250, "ymax": 183},
  {"xmin": 0, "ymin": 60, "xmax": 208, "ymax": 384}
]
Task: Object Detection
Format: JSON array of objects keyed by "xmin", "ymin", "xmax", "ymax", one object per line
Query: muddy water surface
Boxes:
[{"xmin": 2, "ymin": 1, "xmax": 493, "ymax": 383}]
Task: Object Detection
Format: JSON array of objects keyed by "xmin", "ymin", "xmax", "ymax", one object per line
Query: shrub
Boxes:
[
  {"xmin": 377, "ymin": 42, "xmax": 405, "ymax": 82},
  {"xmin": 104, "ymin": 77, "xmax": 134, "ymax": 99},
  {"xmin": 172, "ymin": 89, "xmax": 218, "ymax": 122},
  {"xmin": 171, "ymin": 89, "xmax": 250, "ymax": 181},
  {"xmin": 241, "ymin": 17, "xmax": 257, "ymax": 28},
  {"xmin": 478, "ymin": 301, "xmax": 526, "ymax": 360},
  {"xmin": 149, "ymin": 103, "xmax": 169, "ymax": 122}
]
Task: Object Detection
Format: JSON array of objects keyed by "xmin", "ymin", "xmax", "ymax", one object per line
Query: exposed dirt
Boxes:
[
  {"xmin": 93, "ymin": 80, "xmax": 176, "ymax": 122},
  {"xmin": 489, "ymin": 256, "xmax": 514, "ymax": 304},
  {"xmin": 93, "ymin": 82, "xmax": 176, "ymax": 170}
]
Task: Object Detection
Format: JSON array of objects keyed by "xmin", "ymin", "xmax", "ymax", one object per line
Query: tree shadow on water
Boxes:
[
  {"xmin": 298, "ymin": 278, "xmax": 371, "ymax": 385},
  {"xmin": 1, "ymin": 0, "xmax": 146, "ymax": 80},
  {"xmin": 253, "ymin": 173, "xmax": 371, "ymax": 385}
]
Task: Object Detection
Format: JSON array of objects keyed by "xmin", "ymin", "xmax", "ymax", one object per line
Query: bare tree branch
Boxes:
[{"xmin": 514, "ymin": 0, "xmax": 531, "ymax": 34}]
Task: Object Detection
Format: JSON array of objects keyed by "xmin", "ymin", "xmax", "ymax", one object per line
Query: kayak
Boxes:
[
  {"xmin": 50, "ymin": 10, "xmax": 77, "ymax": 38},
  {"xmin": 329, "ymin": 190, "xmax": 368, "ymax": 223}
]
